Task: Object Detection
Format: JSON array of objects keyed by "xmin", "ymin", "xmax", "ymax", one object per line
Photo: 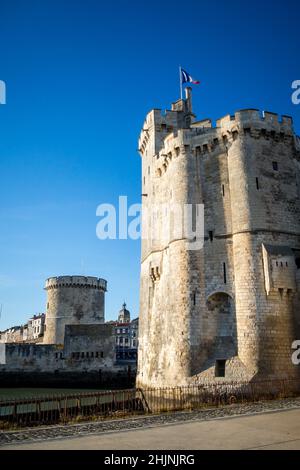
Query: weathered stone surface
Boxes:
[
  {"xmin": 137, "ymin": 90, "xmax": 300, "ymax": 388},
  {"xmin": 0, "ymin": 323, "xmax": 136, "ymax": 385},
  {"xmin": 43, "ymin": 276, "xmax": 107, "ymax": 345}
]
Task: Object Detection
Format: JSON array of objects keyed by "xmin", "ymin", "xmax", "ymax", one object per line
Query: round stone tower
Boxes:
[{"xmin": 43, "ymin": 275, "xmax": 107, "ymax": 345}]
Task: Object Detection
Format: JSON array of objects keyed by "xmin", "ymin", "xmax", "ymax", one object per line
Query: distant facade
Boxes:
[
  {"xmin": 30, "ymin": 313, "xmax": 46, "ymax": 340},
  {"xmin": 109, "ymin": 303, "xmax": 139, "ymax": 363},
  {"xmin": 0, "ymin": 326, "xmax": 22, "ymax": 344},
  {"xmin": 0, "ymin": 314, "xmax": 45, "ymax": 344},
  {"xmin": 137, "ymin": 88, "xmax": 300, "ymax": 389}
]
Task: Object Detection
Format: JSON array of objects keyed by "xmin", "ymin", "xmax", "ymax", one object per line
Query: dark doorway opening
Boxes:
[{"xmin": 215, "ymin": 359, "xmax": 226, "ymax": 377}]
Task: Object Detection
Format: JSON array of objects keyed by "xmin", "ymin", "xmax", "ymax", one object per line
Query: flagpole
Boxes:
[{"xmin": 179, "ymin": 65, "xmax": 183, "ymax": 100}]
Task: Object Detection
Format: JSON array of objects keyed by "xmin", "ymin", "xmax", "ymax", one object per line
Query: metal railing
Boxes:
[
  {"xmin": 0, "ymin": 389, "xmax": 144, "ymax": 428},
  {"xmin": 0, "ymin": 378, "xmax": 299, "ymax": 429},
  {"xmin": 139, "ymin": 379, "xmax": 300, "ymax": 412}
]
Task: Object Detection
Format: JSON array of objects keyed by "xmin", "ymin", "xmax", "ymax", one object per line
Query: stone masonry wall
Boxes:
[
  {"xmin": 137, "ymin": 96, "xmax": 300, "ymax": 389},
  {"xmin": 0, "ymin": 324, "xmax": 135, "ymax": 386}
]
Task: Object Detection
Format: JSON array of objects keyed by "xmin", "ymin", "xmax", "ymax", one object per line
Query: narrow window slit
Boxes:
[{"xmin": 223, "ymin": 262, "xmax": 227, "ymax": 284}]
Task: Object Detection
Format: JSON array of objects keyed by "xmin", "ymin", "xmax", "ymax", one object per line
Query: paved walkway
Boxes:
[{"xmin": 2, "ymin": 407, "xmax": 300, "ymax": 450}]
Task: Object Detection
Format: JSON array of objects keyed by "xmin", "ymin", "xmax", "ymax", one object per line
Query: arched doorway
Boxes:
[
  {"xmin": 205, "ymin": 292, "xmax": 237, "ymax": 358},
  {"xmin": 207, "ymin": 292, "xmax": 234, "ymax": 337}
]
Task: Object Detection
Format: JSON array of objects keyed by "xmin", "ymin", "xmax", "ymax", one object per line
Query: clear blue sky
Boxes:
[{"xmin": 0, "ymin": 0, "xmax": 299, "ymax": 329}]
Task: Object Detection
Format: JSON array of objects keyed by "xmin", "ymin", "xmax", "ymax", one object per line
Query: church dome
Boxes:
[{"xmin": 118, "ymin": 302, "xmax": 131, "ymax": 323}]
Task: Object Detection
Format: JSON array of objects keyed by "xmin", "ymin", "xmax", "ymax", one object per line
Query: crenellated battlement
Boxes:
[
  {"xmin": 45, "ymin": 276, "xmax": 107, "ymax": 291},
  {"xmin": 138, "ymin": 108, "xmax": 180, "ymax": 155},
  {"xmin": 149, "ymin": 107, "xmax": 296, "ymax": 178},
  {"xmin": 216, "ymin": 109, "xmax": 293, "ymax": 133},
  {"xmin": 139, "ymin": 89, "xmax": 195, "ymax": 155},
  {"xmin": 139, "ymin": 104, "xmax": 295, "ymax": 162}
]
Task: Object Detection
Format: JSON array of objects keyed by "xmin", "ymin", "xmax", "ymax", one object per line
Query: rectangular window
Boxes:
[
  {"xmin": 215, "ymin": 360, "xmax": 226, "ymax": 377},
  {"xmin": 222, "ymin": 184, "xmax": 225, "ymax": 197},
  {"xmin": 209, "ymin": 231, "xmax": 214, "ymax": 242},
  {"xmin": 272, "ymin": 161, "xmax": 278, "ymax": 171},
  {"xmin": 256, "ymin": 177, "xmax": 259, "ymax": 190}
]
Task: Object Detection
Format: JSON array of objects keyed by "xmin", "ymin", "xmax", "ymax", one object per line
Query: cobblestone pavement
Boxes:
[{"xmin": 1, "ymin": 397, "xmax": 300, "ymax": 447}]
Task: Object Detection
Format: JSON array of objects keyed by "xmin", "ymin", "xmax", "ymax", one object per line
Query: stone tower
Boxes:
[
  {"xmin": 137, "ymin": 88, "xmax": 300, "ymax": 389},
  {"xmin": 43, "ymin": 276, "xmax": 107, "ymax": 345}
]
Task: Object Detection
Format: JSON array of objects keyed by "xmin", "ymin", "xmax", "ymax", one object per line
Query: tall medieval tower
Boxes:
[{"xmin": 137, "ymin": 88, "xmax": 300, "ymax": 388}]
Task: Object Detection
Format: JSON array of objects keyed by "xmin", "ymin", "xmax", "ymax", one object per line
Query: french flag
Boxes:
[{"xmin": 181, "ymin": 68, "xmax": 200, "ymax": 85}]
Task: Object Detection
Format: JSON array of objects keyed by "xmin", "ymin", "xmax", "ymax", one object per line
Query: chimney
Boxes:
[{"xmin": 185, "ymin": 86, "xmax": 192, "ymax": 113}]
